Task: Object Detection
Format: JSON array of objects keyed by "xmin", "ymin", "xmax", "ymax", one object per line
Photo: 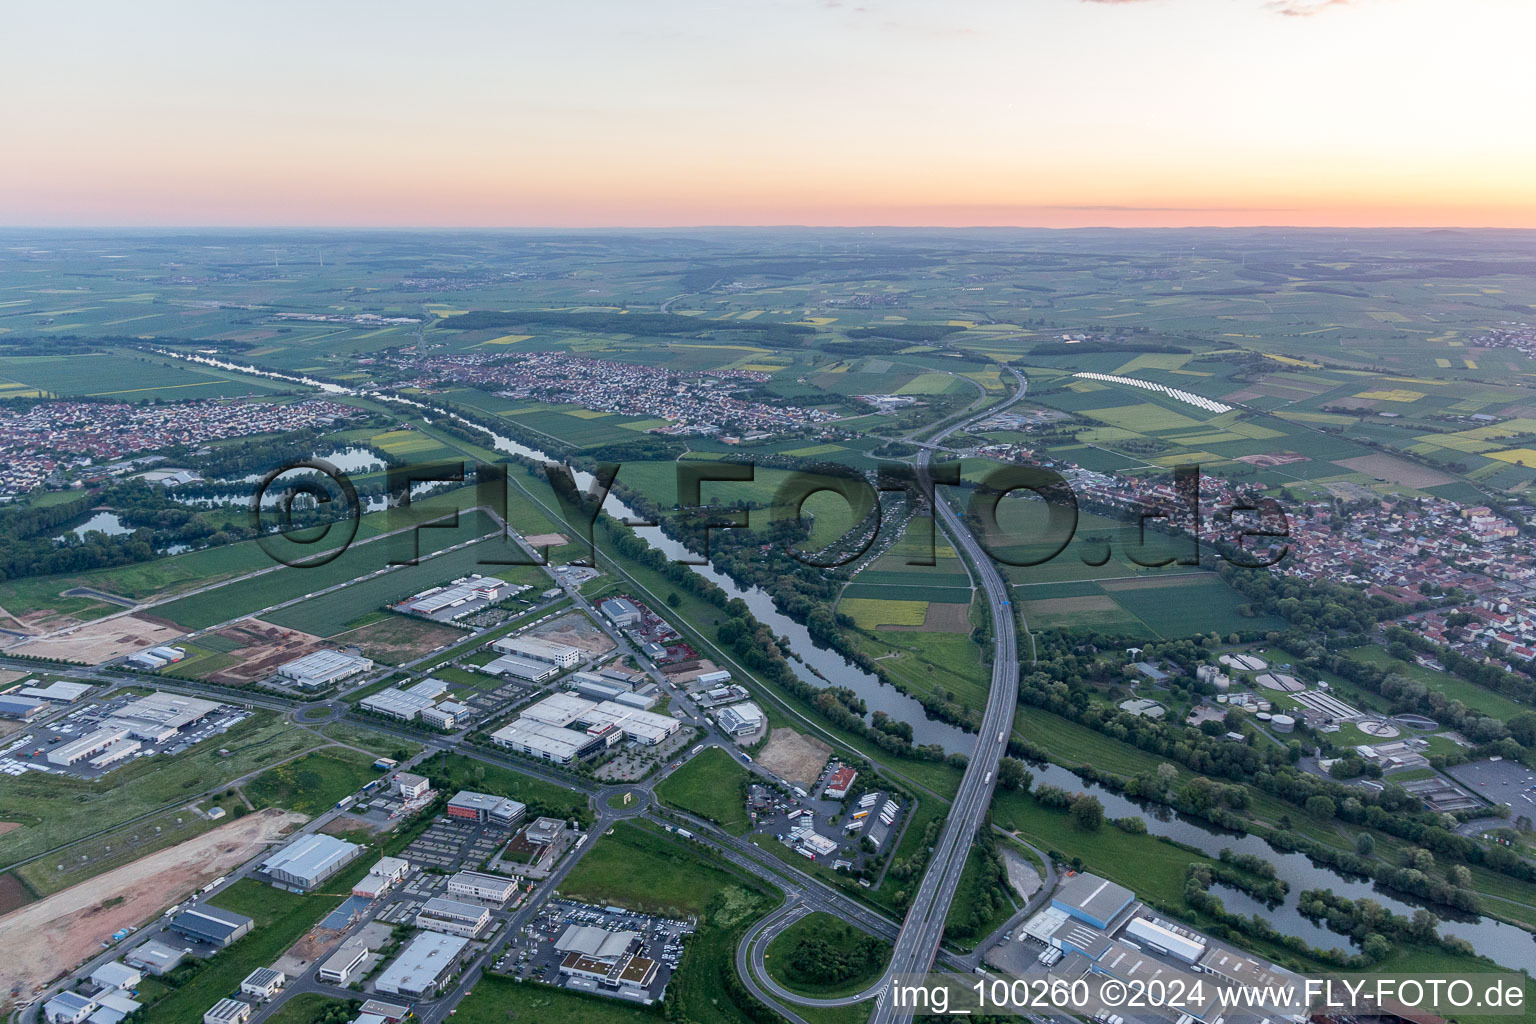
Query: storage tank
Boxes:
[{"xmin": 1271, "ymin": 713, "xmax": 1296, "ymax": 733}]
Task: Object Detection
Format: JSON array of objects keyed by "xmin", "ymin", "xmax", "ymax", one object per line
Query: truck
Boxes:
[
  {"xmin": 690, "ymin": 745, "xmax": 703, "ymax": 756},
  {"xmin": 675, "ymin": 828, "xmax": 694, "ymax": 840},
  {"xmin": 200, "ymin": 876, "xmax": 226, "ymax": 894}
]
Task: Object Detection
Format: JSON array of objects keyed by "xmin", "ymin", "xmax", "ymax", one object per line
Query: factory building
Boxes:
[
  {"xmin": 490, "ymin": 718, "xmax": 601, "ymax": 764},
  {"xmin": 517, "ymin": 693, "xmax": 680, "ymax": 746},
  {"xmin": 1122, "ymin": 916, "xmax": 1206, "ymax": 964},
  {"xmin": 447, "ymin": 870, "xmax": 520, "ymax": 905},
  {"xmin": 716, "ymin": 701, "xmax": 765, "ymax": 737},
  {"xmin": 203, "ymin": 997, "xmax": 252, "ymax": 1024},
  {"xmin": 125, "ymin": 939, "xmax": 185, "ymax": 975},
  {"xmin": 0, "ymin": 694, "xmax": 50, "ymax": 721},
  {"xmin": 395, "ymin": 575, "xmax": 516, "ymax": 618},
  {"xmin": 90, "ymin": 962, "xmax": 141, "ymax": 991},
  {"xmin": 261, "ymin": 834, "xmax": 363, "ymax": 891},
  {"xmin": 374, "ymin": 932, "xmax": 469, "ymax": 998},
  {"xmin": 1052, "ymin": 872, "xmax": 1135, "ymax": 930},
  {"xmin": 599, "ymin": 597, "xmax": 642, "ymax": 627},
  {"xmin": 124, "ymin": 645, "xmax": 187, "ymax": 670},
  {"xmin": 491, "ymin": 635, "xmax": 582, "ymax": 668},
  {"xmin": 481, "ymin": 652, "xmax": 560, "ymax": 682},
  {"xmin": 276, "ymin": 649, "xmax": 373, "ymax": 689},
  {"xmin": 359, "ymin": 688, "xmax": 436, "ymax": 721},
  {"xmin": 170, "ymin": 905, "xmax": 254, "ymax": 948},
  {"xmin": 446, "ymin": 791, "xmax": 526, "ymax": 827},
  {"xmin": 110, "ymin": 693, "xmax": 221, "ymax": 742},
  {"xmin": 14, "ymin": 680, "xmax": 92, "ymax": 703},
  {"xmin": 415, "ymin": 896, "xmax": 491, "ymax": 937},
  {"xmin": 695, "ymin": 669, "xmax": 731, "ymax": 686}
]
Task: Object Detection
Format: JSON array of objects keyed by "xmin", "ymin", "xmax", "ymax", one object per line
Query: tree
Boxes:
[
  {"xmin": 1305, "ymin": 795, "xmax": 1336, "ymax": 820},
  {"xmin": 1355, "ymin": 833, "xmax": 1375, "ymax": 857},
  {"xmin": 1069, "ymin": 794, "xmax": 1104, "ymax": 831},
  {"xmin": 666, "ymin": 591, "xmax": 682, "ymax": 609},
  {"xmin": 997, "ymin": 757, "xmax": 1031, "ymax": 793}
]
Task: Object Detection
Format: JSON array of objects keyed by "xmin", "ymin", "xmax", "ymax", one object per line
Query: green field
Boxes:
[
  {"xmin": 0, "ymin": 349, "xmax": 290, "ymax": 399},
  {"xmin": 245, "ymin": 747, "xmax": 379, "ymax": 815},
  {"xmin": 655, "ymin": 746, "xmax": 753, "ymax": 833},
  {"xmin": 561, "ymin": 821, "xmax": 753, "ymax": 917}
]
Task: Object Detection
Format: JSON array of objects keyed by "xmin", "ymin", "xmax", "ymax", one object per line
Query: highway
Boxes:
[{"xmin": 866, "ymin": 367, "xmax": 1033, "ymax": 1024}]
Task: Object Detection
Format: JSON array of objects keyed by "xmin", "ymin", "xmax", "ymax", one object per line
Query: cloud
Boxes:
[{"xmin": 1266, "ymin": 0, "xmax": 1357, "ymax": 14}]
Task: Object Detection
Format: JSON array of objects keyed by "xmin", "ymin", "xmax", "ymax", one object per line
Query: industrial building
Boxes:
[
  {"xmin": 447, "ymin": 869, "xmax": 520, "ymax": 904},
  {"xmin": 125, "ymin": 939, "xmax": 185, "ymax": 975},
  {"xmin": 481, "ymin": 652, "xmax": 560, "ymax": 682},
  {"xmin": 394, "ymin": 575, "xmax": 519, "ymax": 619},
  {"xmin": 170, "ymin": 905, "xmax": 254, "ymax": 948},
  {"xmin": 317, "ymin": 937, "xmax": 373, "ymax": 985},
  {"xmin": 240, "ymin": 967, "xmax": 286, "ymax": 1000},
  {"xmin": 824, "ymin": 766, "xmax": 858, "ymax": 799},
  {"xmin": 261, "ymin": 833, "xmax": 363, "ymax": 891},
  {"xmin": 395, "ymin": 772, "xmax": 431, "ymax": 800},
  {"xmin": 276, "ymin": 649, "xmax": 374, "ymax": 689},
  {"xmin": 599, "ymin": 597, "xmax": 642, "ymax": 627},
  {"xmin": 446, "ymin": 791, "xmax": 526, "ymax": 827},
  {"xmin": 491, "ymin": 634, "xmax": 582, "ymax": 668},
  {"xmin": 353, "ymin": 856, "xmax": 411, "ymax": 899},
  {"xmin": 203, "ymin": 997, "xmax": 252, "ymax": 1024},
  {"xmin": 1052, "ymin": 872, "xmax": 1135, "ymax": 930},
  {"xmin": 373, "ymin": 932, "xmax": 469, "ymax": 998},
  {"xmin": 359, "ymin": 688, "xmax": 437, "ymax": 721},
  {"xmin": 519, "ymin": 692, "xmax": 680, "ymax": 745},
  {"xmin": 523, "ymin": 816, "xmax": 564, "ymax": 845},
  {"xmin": 49, "ymin": 693, "xmax": 224, "ymax": 765},
  {"xmin": 0, "ymin": 694, "xmax": 49, "ymax": 720},
  {"xmin": 416, "ymin": 896, "xmax": 491, "ymax": 937},
  {"xmin": 90, "ymin": 962, "xmax": 141, "ymax": 991},
  {"xmin": 490, "ymin": 718, "xmax": 602, "ymax": 764},
  {"xmin": 42, "ymin": 991, "xmax": 96, "ymax": 1023},
  {"xmin": 14, "ymin": 680, "xmax": 92, "ymax": 703},
  {"xmin": 716, "ymin": 701, "xmax": 765, "ymax": 737},
  {"xmin": 124, "ymin": 645, "xmax": 187, "ymax": 670},
  {"xmin": 1122, "ymin": 916, "xmax": 1206, "ymax": 963}
]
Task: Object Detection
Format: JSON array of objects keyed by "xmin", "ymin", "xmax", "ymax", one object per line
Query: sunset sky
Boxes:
[{"xmin": 4, "ymin": 0, "xmax": 1533, "ymax": 228}]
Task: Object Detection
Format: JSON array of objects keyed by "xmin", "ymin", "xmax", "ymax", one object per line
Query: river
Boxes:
[{"xmin": 154, "ymin": 349, "xmax": 1536, "ymax": 971}]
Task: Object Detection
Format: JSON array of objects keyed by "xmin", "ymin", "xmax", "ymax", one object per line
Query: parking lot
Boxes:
[
  {"xmin": 1445, "ymin": 757, "xmax": 1536, "ymax": 811},
  {"xmin": 0, "ymin": 695, "xmax": 248, "ymax": 780},
  {"xmin": 496, "ymin": 898, "xmax": 693, "ymax": 1004},
  {"xmin": 400, "ymin": 817, "xmax": 507, "ymax": 872}
]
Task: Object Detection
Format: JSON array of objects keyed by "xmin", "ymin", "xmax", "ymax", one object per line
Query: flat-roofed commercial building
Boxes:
[
  {"xmin": 125, "ymin": 939, "xmax": 185, "ymax": 975},
  {"xmin": 170, "ymin": 905, "xmax": 253, "ymax": 947},
  {"xmin": 447, "ymin": 870, "xmax": 519, "ymax": 904},
  {"xmin": 490, "ymin": 718, "xmax": 599, "ymax": 764},
  {"xmin": 90, "ymin": 962, "xmax": 141, "ymax": 991},
  {"xmin": 0, "ymin": 694, "xmax": 49, "ymax": 720},
  {"xmin": 1051, "ymin": 872, "xmax": 1134, "ymax": 930},
  {"xmin": 491, "ymin": 635, "xmax": 582, "ymax": 667},
  {"xmin": 16, "ymin": 680, "xmax": 92, "ymax": 703},
  {"xmin": 240, "ymin": 967, "xmax": 286, "ymax": 1000},
  {"xmin": 48, "ymin": 726, "xmax": 130, "ymax": 766},
  {"xmin": 717, "ymin": 702, "xmax": 765, "ymax": 737},
  {"xmin": 519, "ymin": 692, "xmax": 595, "ymax": 727},
  {"xmin": 1122, "ymin": 916, "xmax": 1205, "ymax": 964},
  {"xmin": 42, "ymin": 992, "xmax": 96, "ymax": 1023},
  {"xmin": 517, "ymin": 693, "xmax": 679, "ymax": 746},
  {"xmin": 261, "ymin": 834, "xmax": 363, "ymax": 891},
  {"xmin": 359, "ymin": 688, "xmax": 435, "ymax": 721},
  {"xmin": 446, "ymin": 791, "xmax": 526, "ymax": 827},
  {"xmin": 374, "ymin": 932, "xmax": 469, "ymax": 998},
  {"xmin": 482, "ymin": 653, "xmax": 559, "ymax": 682},
  {"xmin": 203, "ymin": 996, "xmax": 252, "ymax": 1024},
  {"xmin": 599, "ymin": 598, "xmax": 641, "ymax": 627},
  {"xmin": 109, "ymin": 692, "xmax": 221, "ymax": 742},
  {"xmin": 353, "ymin": 856, "xmax": 411, "ymax": 899},
  {"xmin": 394, "ymin": 772, "xmax": 431, "ymax": 800},
  {"xmin": 276, "ymin": 650, "xmax": 373, "ymax": 689},
  {"xmin": 316, "ymin": 937, "xmax": 372, "ymax": 985},
  {"xmin": 416, "ymin": 896, "xmax": 491, "ymax": 937}
]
